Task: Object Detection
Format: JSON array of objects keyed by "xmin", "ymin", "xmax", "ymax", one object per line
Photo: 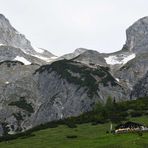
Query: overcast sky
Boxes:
[{"xmin": 0, "ymin": 0, "xmax": 148, "ymax": 56}]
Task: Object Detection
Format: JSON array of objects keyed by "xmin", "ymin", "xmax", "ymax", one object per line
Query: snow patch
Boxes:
[
  {"xmin": 0, "ymin": 43, "xmax": 5, "ymax": 46},
  {"xmin": 33, "ymin": 47, "xmax": 44, "ymax": 53},
  {"xmin": 115, "ymin": 78, "xmax": 119, "ymax": 82},
  {"xmin": 122, "ymin": 54, "xmax": 136, "ymax": 64},
  {"xmin": 14, "ymin": 56, "xmax": 31, "ymax": 65},
  {"xmin": 33, "ymin": 55, "xmax": 50, "ymax": 61},
  {"xmin": 105, "ymin": 53, "xmax": 136, "ymax": 65},
  {"xmin": 50, "ymin": 56, "xmax": 58, "ymax": 59},
  {"xmin": 5, "ymin": 81, "xmax": 9, "ymax": 84},
  {"xmin": 16, "ymin": 46, "xmax": 58, "ymax": 63},
  {"xmin": 33, "ymin": 55, "xmax": 57, "ymax": 62}
]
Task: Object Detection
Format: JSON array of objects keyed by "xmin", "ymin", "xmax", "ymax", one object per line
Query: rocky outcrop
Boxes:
[
  {"xmin": 72, "ymin": 50, "xmax": 107, "ymax": 67},
  {"xmin": 131, "ymin": 72, "xmax": 148, "ymax": 98},
  {"xmin": 114, "ymin": 53, "xmax": 148, "ymax": 89},
  {"xmin": 0, "ymin": 61, "xmax": 40, "ymax": 133},
  {"xmin": 108, "ymin": 17, "xmax": 148, "ymax": 90},
  {"xmin": 125, "ymin": 16, "xmax": 148, "ymax": 53},
  {"xmin": 0, "ymin": 14, "xmax": 33, "ymax": 54},
  {"xmin": 0, "ymin": 14, "xmax": 57, "ymax": 64},
  {"xmin": 61, "ymin": 48, "xmax": 87, "ymax": 60}
]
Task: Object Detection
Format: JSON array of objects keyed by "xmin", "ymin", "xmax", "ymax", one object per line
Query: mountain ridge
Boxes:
[{"xmin": 0, "ymin": 14, "xmax": 147, "ymax": 136}]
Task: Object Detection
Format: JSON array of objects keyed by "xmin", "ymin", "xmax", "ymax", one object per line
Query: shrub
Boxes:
[
  {"xmin": 9, "ymin": 97, "xmax": 34, "ymax": 113},
  {"xmin": 65, "ymin": 121, "xmax": 77, "ymax": 128},
  {"xmin": 131, "ymin": 111, "xmax": 143, "ymax": 117},
  {"xmin": 66, "ymin": 135, "xmax": 77, "ymax": 139},
  {"xmin": 137, "ymin": 131, "xmax": 143, "ymax": 137},
  {"xmin": 91, "ymin": 121, "xmax": 105, "ymax": 125}
]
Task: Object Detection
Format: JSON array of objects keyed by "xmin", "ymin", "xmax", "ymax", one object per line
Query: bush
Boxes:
[
  {"xmin": 9, "ymin": 97, "xmax": 34, "ymax": 113},
  {"xmin": 66, "ymin": 135, "xmax": 77, "ymax": 139},
  {"xmin": 91, "ymin": 121, "xmax": 105, "ymax": 125},
  {"xmin": 131, "ymin": 111, "xmax": 143, "ymax": 117},
  {"xmin": 0, "ymin": 131, "xmax": 33, "ymax": 142},
  {"xmin": 65, "ymin": 122, "xmax": 77, "ymax": 128},
  {"xmin": 137, "ymin": 131, "xmax": 143, "ymax": 137}
]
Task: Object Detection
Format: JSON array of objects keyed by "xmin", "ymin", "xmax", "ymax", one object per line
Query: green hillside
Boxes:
[
  {"xmin": 0, "ymin": 116, "xmax": 148, "ymax": 148},
  {"xmin": 0, "ymin": 97, "xmax": 148, "ymax": 148}
]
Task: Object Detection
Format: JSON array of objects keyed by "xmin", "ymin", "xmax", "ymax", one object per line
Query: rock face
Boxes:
[
  {"xmin": 33, "ymin": 60, "xmax": 127, "ymax": 125},
  {"xmin": 0, "ymin": 14, "xmax": 148, "ymax": 136},
  {"xmin": 72, "ymin": 50, "xmax": 107, "ymax": 67},
  {"xmin": 125, "ymin": 16, "xmax": 148, "ymax": 53},
  {"xmin": 61, "ymin": 48, "xmax": 87, "ymax": 60},
  {"xmin": 0, "ymin": 45, "xmax": 50, "ymax": 65},
  {"xmin": 0, "ymin": 14, "xmax": 33, "ymax": 53},
  {"xmin": 114, "ymin": 53, "xmax": 148, "ymax": 89},
  {"xmin": 0, "ymin": 60, "xmax": 127, "ymax": 134},
  {"xmin": 131, "ymin": 72, "xmax": 148, "ymax": 98},
  {"xmin": 111, "ymin": 17, "xmax": 148, "ymax": 93},
  {"xmin": 101, "ymin": 17, "xmax": 148, "ymax": 93}
]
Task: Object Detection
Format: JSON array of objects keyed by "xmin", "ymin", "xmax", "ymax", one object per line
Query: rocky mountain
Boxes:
[
  {"xmin": 88, "ymin": 17, "xmax": 148, "ymax": 93},
  {"xmin": 0, "ymin": 14, "xmax": 57, "ymax": 65},
  {"xmin": 62, "ymin": 17, "xmax": 148, "ymax": 98},
  {"xmin": 0, "ymin": 14, "xmax": 33, "ymax": 53},
  {"xmin": 0, "ymin": 14, "xmax": 148, "ymax": 136},
  {"xmin": 125, "ymin": 16, "xmax": 148, "ymax": 53},
  {"xmin": 0, "ymin": 59, "xmax": 127, "ymax": 135},
  {"xmin": 112, "ymin": 17, "xmax": 148, "ymax": 91}
]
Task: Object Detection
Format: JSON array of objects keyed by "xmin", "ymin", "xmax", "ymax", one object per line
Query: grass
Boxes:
[{"xmin": 0, "ymin": 116, "xmax": 148, "ymax": 148}]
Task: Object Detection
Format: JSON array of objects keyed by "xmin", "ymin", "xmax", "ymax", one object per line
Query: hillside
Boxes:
[
  {"xmin": 0, "ymin": 96, "xmax": 147, "ymax": 147},
  {"xmin": 0, "ymin": 116, "xmax": 148, "ymax": 148}
]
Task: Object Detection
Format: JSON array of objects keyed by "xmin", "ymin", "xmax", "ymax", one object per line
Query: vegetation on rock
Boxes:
[
  {"xmin": 35, "ymin": 60, "xmax": 118, "ymax": 97},
  {"xmin": 9, "ymin": 97, "xmax": 34, "ymax": 113}
]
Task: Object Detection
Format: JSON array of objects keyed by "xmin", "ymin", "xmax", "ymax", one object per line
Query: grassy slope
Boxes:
[{"xmin": 0, "ymin": 116, "xmax": 148, "ymax": 148}]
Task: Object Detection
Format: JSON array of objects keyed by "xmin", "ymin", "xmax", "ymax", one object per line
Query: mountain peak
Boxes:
[
  {"xmin": 0, "ymin": 13, "xmax": 7, "ymax": 19},
  {"xmin": 0, "ymin": 14, "xmax": 57, "ymax": 64},
  {"xmin": 137, "ymin": 16, "xmax": 148, "ymax": 22},
  {"xmin": 125, "ymin": 16, "xmax": 148, "ymax": 53},
  {"xmin": 0, "ymin": 14, "xmax": 13, "ymax": 29},
  {"xmin": 0, "ymin": 14, "xmax": 34, "ymax": 53},
  {"xmin": 74, "ymin": 48, "xmax": 87, "ymax": 54}
]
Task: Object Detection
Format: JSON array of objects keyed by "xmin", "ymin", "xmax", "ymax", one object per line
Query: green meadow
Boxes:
[{"xmin": 0, "ymin": 116, "xmax": 148, "ymax": 148}]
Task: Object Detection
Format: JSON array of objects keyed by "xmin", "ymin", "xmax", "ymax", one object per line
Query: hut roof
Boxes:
[{"xmin": 115, "ymin": 122, "xmax": 144, "ymax": 129}]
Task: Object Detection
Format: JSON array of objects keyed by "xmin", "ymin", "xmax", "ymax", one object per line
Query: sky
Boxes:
[{"xmin": 0, "ymin": 0, "xmax": 148, "ymax": 56}]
